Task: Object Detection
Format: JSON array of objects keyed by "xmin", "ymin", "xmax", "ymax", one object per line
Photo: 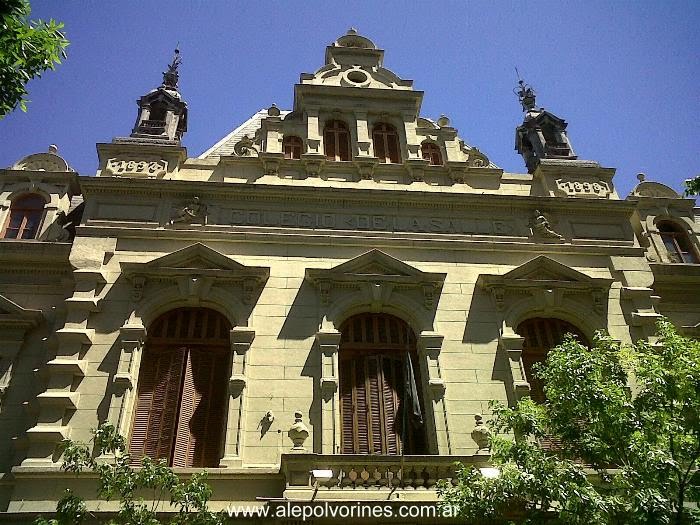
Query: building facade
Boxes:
[{"xmin": 0, "ymin": 30, "xmax": 698, "ymax": 522}]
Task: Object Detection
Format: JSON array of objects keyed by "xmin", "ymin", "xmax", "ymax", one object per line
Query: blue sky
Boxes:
[{"xmin": 1, "ymin": 1, "xmax": 698, "ymax": 197}]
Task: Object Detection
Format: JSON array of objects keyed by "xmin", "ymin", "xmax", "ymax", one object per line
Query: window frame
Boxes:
[
  {"xmin": 323, "ymin": 120, "xmax": 351, "ymax": 161},
  {"xmin": 657, "ymin": 221, "xmax": 699, "ymax": 264},
  {"xmin": 2, "ymin": 193, "xmax": 47, "ymax": 240},
  {"xmin": 372, "ymin": 122, "xmax": 401, "ymax": 164},
  {"xmin": 129, "ymin": 307, "xmax": 231, "ymax": 468},
  {"xmin": 420, "ymin": 141, "xmax": 443, "ymax": 166},
  {"xmin": 282, "ymin": 135, "xmax": 304, "ymax": 160}
]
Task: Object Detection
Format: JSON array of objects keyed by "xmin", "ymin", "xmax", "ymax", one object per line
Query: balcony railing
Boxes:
[
  {"xmin": 137, "ymin": 120, "xmax": 166, "ymax": 135},
  {"xmin": 281, "ymin": 454, "xmax": 490, "ymax": 490}
]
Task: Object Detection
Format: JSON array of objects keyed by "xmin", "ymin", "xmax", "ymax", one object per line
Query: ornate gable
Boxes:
[
  {"xmin": 121, "ymin": 243, "xmax": 269, "ymax": 304},
  {"xmin": 478, "ymin": 255, "xmax": 613, "ymax": 313},
  {"xmin": 306, "ymin": 249, "xmax": 445, "ymax": 311}
]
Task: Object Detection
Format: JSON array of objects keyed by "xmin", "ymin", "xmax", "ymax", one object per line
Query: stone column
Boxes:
[
  {"xmin": 220, "ymin": 327, "xmax": 255, "ymax": 467},
  {"xmin": 498, "ymin": 326, "xmax": 530, "ymax": 402},
  {"xmin": 316, "ymin": 329, "xmax": 341, "ymax": 454},
  {"xmin": 417, "ymin": 332, "xmax": 450, "ymax": 454},
  {"xmin": 354, "ymin": 111, "xmax": 372, "ymax": 157},
  {"xmin": 107, "ymin": 324, "xmax": 147, "ymax": 436},
  {"xmin": 402, "ymin": 111, "xmax": 421, "ymax": 160}
]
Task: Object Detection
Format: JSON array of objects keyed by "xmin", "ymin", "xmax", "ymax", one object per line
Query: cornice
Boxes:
[
  {"xmin": 78, "ymin": 177, "xmax": 637, "ymax": 215},
  {"xmin": 0, "ymin": 240, "xmax": 72, "ymax": 272},
  {"xmin": 76, "ymin": 224, "xmax": 643, "ymax": 257}
]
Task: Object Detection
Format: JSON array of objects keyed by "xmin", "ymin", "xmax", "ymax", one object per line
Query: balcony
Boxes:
[
  {"xmin": 136, "ymin": 119, "xmax": 166, "ymax": 135},
  {"xmin": 280, "ymin": 454, "xmax": 490, "ymax": 500}
]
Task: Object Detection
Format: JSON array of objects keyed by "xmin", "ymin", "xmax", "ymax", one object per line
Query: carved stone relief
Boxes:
[
  {"xmin": 555, "ymin": 178, "xmax": 611, "ymax": 198},
  {"xmin": 105, "ymin": 157, "xmax": 168, "ymax": 178}
]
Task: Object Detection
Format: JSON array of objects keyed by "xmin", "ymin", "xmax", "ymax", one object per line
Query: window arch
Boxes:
[
  {"xmin": 129, "ymin": 307, "xmax": 231, "ymax": 468},
  {"xmin": 658, "ymin": 221, "xmax": 699, "ymax": 263},
  {"xmin": 372, "ymin": 123, "xmax": 401, "ymax": 163},
  {"xmin": 2, "ymin": 193, "xmax": 46, "ymax": 239},
  {"xmin": 516, "ymin": 317, "xmax": 588, "ymax": 404},
  {"xmin": 339, "ymin": 313, "xmax": 425, "ymax": 455},
  {"xmin": 283, "ymin": 135, "xmax": 304, "ymax": 159},
  {"xmin": 421, "ymin": 142, "xmax": 442, "ymax": 166},
  {"xmin": 324, "ymin": 120, "xmax": 351, "ymax": 161}
]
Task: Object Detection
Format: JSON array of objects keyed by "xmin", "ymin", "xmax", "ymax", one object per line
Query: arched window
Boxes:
[
  {"xmin": 516, "ymin": 317, "xmax": 588, "ymax": 404},
  {"xmin": 421, "ymin": 142, "xmax": 442, "ymax": 166},
  {"xmin": 2, "ymin": 194, "xmax": 46, "ymax": 239},
  {"xmin": 658, "ymin": 221, "xmax": 699, "ymax": 263},
  {"xmin": 372, "ymin": 123, "xmax": 401, "ymax": 163},
  {"xmin": 129, "ymin": 308, "xmax": 231, "ymax": 468},
  {"xmin": 283, "ymin": 136, "xmax": 304, "ymax": 159},
  {"xmin": 324, "ymin": 120, "xmax": 351, "ymax": 161},
  {"xmin": 339, "ymin": 313, "xmax": 425, "ymax": 455}
]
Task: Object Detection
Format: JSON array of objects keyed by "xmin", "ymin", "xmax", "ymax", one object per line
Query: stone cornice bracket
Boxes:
[
  {"xmin": 259, "ymin": 152, "xmax": 284, "ymax": 177},
  {"xmin": 405, "ymin": 158, "xmax": 429, "ymax": 182},
  {"xmin": 301, "ymin": 153, "xmax": 324, "ymax": 178},
  {"xmin": 353, "ymin": 157, "xmax": 379, "ymax": 180},
  {"xmin": 113, "ymin": 324, "xmax": 147, "ymax": 390},
  {"xmin": 316, "ymin": 329, "xmax": 341, "ymax": 393},
  {"xmin": 228, "ymin": 327, "xmax": 254, "ymax": 396}
]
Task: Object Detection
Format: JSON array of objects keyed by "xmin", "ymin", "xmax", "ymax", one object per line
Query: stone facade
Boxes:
[{"xmin": 0, "ymin": 30, "xmax": 698, "ymax": 523}]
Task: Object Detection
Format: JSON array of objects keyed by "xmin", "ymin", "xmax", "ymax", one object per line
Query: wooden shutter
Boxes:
[
  {"xmin": 171, "ymin": 347, "xmax": 229, "ymax": 468},
  {"xmin": 340, "ymin": 353, "xmax": 403, "ymax": 454},
  {"xmin": 129, "ymin": 346, "xmax": 187, "ymax": 465}
]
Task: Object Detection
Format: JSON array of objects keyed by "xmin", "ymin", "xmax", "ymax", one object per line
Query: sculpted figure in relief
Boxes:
[
  {"xmin": 531, "ymin": 209, "xmax": 563, "ymax": 240},
  {"xmin": 40, "ymin": 211, "xmax": 71, "ymax": 242},
  {"xmin": 170, "ymin": 196, "xmax": 207, "ymax": 224}
]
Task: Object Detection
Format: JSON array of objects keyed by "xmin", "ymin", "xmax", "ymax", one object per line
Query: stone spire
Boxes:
[
  {"xmin": 122, "ymin": 47, "xmax": 188, "ymax": 145},
  {"xmin": 514, "ymin": 78, "xmax": 577, "ymax": 173}
]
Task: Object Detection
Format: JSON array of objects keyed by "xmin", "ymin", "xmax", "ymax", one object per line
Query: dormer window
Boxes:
[
  {"xmin": 372, "ymin": 123, "xmax": 400, "ymax": 164},
  {"xmin": 421, "ymin": 142, "xmax": 442, "ymax": 166},
  {"xmin": 283, "ymin": 136, "xmax": 304, "ymax": 159},
  {"xmin": 2, "ymin": 194, "xmax": 46, "ymax": 240},
  {"xmin": 658, "ymin": 221, "xmax": 699, "ymax": 263},
  {"xmin": 324, "ymin": 120, "xmax": 351, "ymax": 161}
]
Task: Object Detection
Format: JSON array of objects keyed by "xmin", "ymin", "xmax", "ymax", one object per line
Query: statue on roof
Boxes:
[{"xmin": 161, "ymin": 47, "xmax": 182, "ymax": 90}]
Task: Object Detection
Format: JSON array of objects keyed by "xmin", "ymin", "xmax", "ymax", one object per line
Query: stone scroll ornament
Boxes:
[
  {"xmin": 40, "ymin": 211, "xmax": 71, "ymax": 242},
  {"xmin": 170, "ymin": 196, "xmax": 207, "ymax": 224},
  {"xmin": 530, "ymin": 209, "xmax": 563, "ymax": 240}
]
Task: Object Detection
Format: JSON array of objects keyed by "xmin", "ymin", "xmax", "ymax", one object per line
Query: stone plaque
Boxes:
[
  {"xmin": 105, "ymin": 157, "xmax": 168, "ymax": 178},
  {"xmin": 555, "ymin": 178, "xmax": 611, "ymax": 198}
]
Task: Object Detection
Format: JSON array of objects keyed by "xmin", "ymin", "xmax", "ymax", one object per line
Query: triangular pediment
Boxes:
[
  {"xmin": 307, "ymin": 249, "xmax": 444, "ymax": 284},
  {"xmin": 121, "ymin": 243, "xmax": 269, "ymax": 282},
  {"xmin": 502, "ymin": 256, "xmax": 594, "ymax": 284},
  {"xmin": 0, "ymin": 294, "xmax": 43, "ymax": 327}
]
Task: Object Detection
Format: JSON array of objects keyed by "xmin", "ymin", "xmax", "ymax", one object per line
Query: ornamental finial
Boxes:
[
  {"xmin": 162, "ymin": 46, "xmax": 181, "ymax": 89},
  {"xmin": 514, "ymin": 68, "xmax": 537, "ymax": 112}
]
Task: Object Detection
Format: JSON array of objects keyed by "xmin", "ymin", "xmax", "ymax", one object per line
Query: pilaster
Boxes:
[
  {"xmin": 417, "ymin": 332, "xmax": 449, "ymax": 455},
  {"xmin": 316, "ymin": 329, "xmax": 341, "ymax": 454}
]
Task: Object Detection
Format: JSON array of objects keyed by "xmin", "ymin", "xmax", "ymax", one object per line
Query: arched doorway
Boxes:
[
  {"xmin": 339, "ymin": 313, "xmax": 426, "ymax": 455},
  {"xmin": 129, "ymin": 307, "xmax": 231, "ymax": 467},
  {"xmin": 516, "ymin": 317, "xmax": 588, "ymax": 403}
]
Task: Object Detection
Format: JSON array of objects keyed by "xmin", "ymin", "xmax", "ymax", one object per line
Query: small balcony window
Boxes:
[
  {"xmin": 372, "ymin": 123, "xmax": 401, "ymax": 164},
  {"xmin": 283, "ymin": 136, "xmax": 304, "ymax": 159},
  {"xmin": 421, "ymin": 142, "xmax": 443, "ymax": 166},
  {"xmin": 2, "ymin": 194, "xmax": 46, "ymax": 239},
  {"xmin": 324, "ymin": 120, "xmax": 351, "ymax": 161},
  {"xmin": 658, "ymin": 221, "xmax": 699, "ymax": 263}
]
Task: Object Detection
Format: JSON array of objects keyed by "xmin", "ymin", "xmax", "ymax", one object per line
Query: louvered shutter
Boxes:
[
  {"xmin": 381, "ymin": 356, "xmax": 402, "ymax": 454},
  {"xmin": 373, "ymin": 128, "xmax": 386, "ymax": 162},
  {"xmin": 129, "ymin": 346, "xmax": 187, "ymax": 465},
  {"xmin": 172, "ymin": 347, "xmax": 229, "ymax": 467}
]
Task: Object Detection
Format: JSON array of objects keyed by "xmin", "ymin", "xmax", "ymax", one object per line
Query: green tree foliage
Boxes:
[
  {"xmin": 685, "ymin": 177, "xmax": 700, "ymax": 197},
  {"xmin": 35, "ymin": 424, "xmax": 226, "ymax": 525},
  {"xmin": 438, "ymin": 320, "xmax": 700, "ymax": 524},
  {"xmin": 0, "ymin": 0, "xmax": 68, "ymax": 117}
]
